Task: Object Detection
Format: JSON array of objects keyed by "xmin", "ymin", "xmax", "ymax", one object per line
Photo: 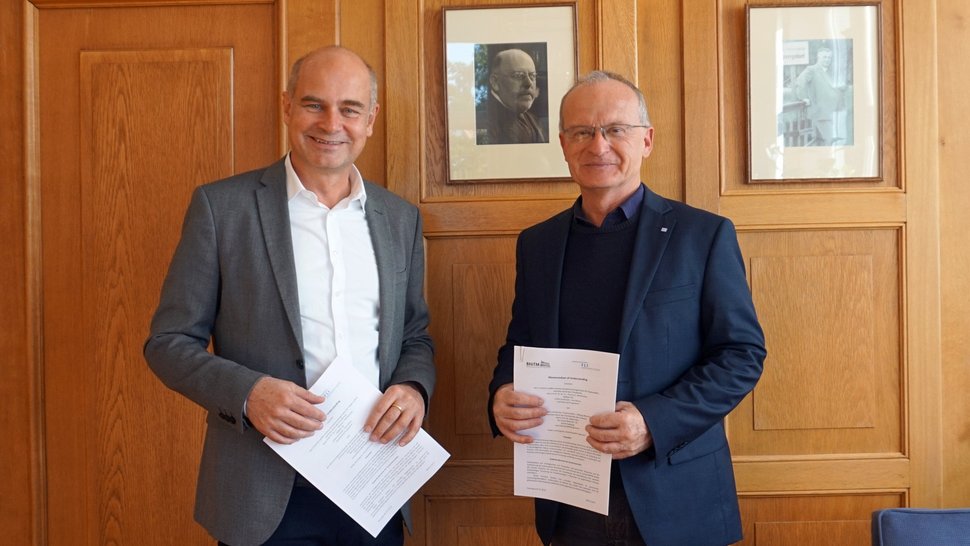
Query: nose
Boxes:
[
  {"xmin": 317, "ymin": 107, "xmax": 342, "ymax": 132},
  {"xmin": 587, "ymin": 127, "xmax": 611, "ymax": 151}
]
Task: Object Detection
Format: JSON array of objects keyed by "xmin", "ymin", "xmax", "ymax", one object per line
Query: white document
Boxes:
[
  {"xmin": 513, "ymin": 345, "xmax": 619, "ymax": 515},
  {"xmin": 265, "ymin": 358, "xmax": 450, "ymax": 537}
]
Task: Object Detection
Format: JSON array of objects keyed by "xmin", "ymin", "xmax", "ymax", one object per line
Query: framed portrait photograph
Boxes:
[
  {"xmin": 747, "ymin": 4, "xmax": 881, "ymax": 182},
  {"xmin": 443, "ymin": 4, "xmax": 577, "ymax": 183}
]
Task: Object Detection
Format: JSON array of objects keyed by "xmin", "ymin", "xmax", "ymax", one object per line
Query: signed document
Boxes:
[
  {"xmin": 265, "ymin": 358, "xmax": 449, "ymax": 537},
  {"xmin": 513, "ymin": 345, "xmax": 619, "ymax": 515}
]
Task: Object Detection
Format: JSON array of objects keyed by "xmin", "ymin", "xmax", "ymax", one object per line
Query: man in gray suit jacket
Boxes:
[{"xmin": 145, "ymin": 46, "xmax": 435, "ymax": 546}]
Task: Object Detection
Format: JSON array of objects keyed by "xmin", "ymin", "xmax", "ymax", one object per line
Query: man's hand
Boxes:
[
  {"xmin": 586, "ymin": 401, "xmax": 652, "ymax": 460},
  {"xmin": 492, "ymin": 383, "xmax": 547, "ymax": 444},
  {"xmin": 246, "ymin": 377, "xmax": 326, "ymax": 444},
  {"xmin": 364, "ymin": 383, "xmax": 426, "ymax": 446}
]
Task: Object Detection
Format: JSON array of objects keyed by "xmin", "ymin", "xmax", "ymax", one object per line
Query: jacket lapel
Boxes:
[
  {"xmin": 256, "ymin": 160, "xmax": 304, "ymax": 351},
  {"xmin": 362, "ymin": 185, "xmax": 396, "ymax": 381},
  {"xmin": 618, "ymin": 187, "xmax": 675, "ymax": 354},
  {"xmin": 534, "ymin": 210, "xmax": 572, "ymax": 346}
]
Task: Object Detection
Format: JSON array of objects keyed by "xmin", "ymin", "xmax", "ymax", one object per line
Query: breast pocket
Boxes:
[{"xmin": 642, "ymin": 283, "xmax": 697, "ymax": 308}]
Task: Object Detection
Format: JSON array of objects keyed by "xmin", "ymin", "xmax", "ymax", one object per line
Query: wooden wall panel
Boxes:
[
  {"xmin": 730, "ymin": 228, "xmax": 902, "ymax": 457},
  {"xmin": 898, "ymin": 0, "xmax": 944, "ymax": 507},
  {"xmin": 452, "ymin": 264, "xmax": 515, "ymax": 436},
  {"xmin": 937, "ymin": 0, "xmax": 970, "ymax": 508},
  {"xmin": 751, "ymin": 255, "xmax": 877, "ymax": 431},
  {"xmin": 1, "ymin": 1, "xmax": 37, "ymax": 544},
  {"xmin": 457, "ymin": 525, "xmax": 539, "ymax": 546},
  {"xmin": 637, "ymin": 0, "xmax": 684, "ymax": 202},
  {"xmin": 424, "ymin": 497, "xmax": 541, "ymax": 546},
  {"xmin": 76, "ymin": 48, "xmax": 232, "ymax": 545},
  {"xmin": 738, "ymin": 492, "xmax": 904, "ymax": 546},
  {"xmin": 35, "ymin": 3, "xmax": 277, "ymax": 545},
  {"xmin": 424, "ymin": 236, "xmax": 516, "ymax": 460},
  {"xmin": 339, "ymin": 0, "xmax": 388, "ymax": 187}
]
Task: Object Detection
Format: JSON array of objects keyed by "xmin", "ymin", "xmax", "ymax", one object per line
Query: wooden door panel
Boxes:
[
  {"xmin": 424, "ymin": 497, "xmax": 541, "ymax": 546},
  {"xmin": 425, "ymin": 236, "xmax": 517, "ymax": 461},
  {"xmin": 738, "ymin": 492, "xmax": 904, "ymax": 546},
  {"xmin": 730, "ymin": 228, "xmax": 902, "ymax": 457},
  {"xmin": 37, "ymin": 3, "xmax": 277, "ymax": 545}
]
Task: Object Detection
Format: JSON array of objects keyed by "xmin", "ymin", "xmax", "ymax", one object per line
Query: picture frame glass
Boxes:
[
  {"xmin": 444, "ymin": 5, "xmax": 576, "ymax": 182},
  {"xmin": 748, "ymin": 5, "xmax": 881, "ymax": 181}
]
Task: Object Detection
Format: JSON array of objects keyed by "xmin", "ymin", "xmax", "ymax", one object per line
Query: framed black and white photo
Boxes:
[
  {"xmin": 443, "ymin": 4, "xmax": 576, "ymax": 183},
  {"xmin": 747, "ymin": 4, "xmax": 881, "ymax": 181}
]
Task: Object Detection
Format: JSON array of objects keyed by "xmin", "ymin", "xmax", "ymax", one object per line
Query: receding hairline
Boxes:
[
  {"xmin": 490, "ymin": 48, "xmax": 536, "ymax": 75},
  {"xmin": 558, "ymin": 70, "xmax": 650, "ymax": 130},
  {"xmin": 286, "ymin": 46, "xmax": 379, "ymax": 109}
]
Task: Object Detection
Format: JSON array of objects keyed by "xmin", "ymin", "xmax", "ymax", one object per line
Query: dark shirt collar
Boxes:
[{"xmin": 573, "ymin": 184, "xmax": 645, "ymax": 228}]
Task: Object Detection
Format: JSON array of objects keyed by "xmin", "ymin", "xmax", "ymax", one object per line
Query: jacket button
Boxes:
[{"xmin": 296, "ymin": 359, "xmax": 305, "ymax": 369}]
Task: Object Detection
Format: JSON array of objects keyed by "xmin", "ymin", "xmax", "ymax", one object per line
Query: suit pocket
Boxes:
[
  {"xmin": 643, "ymin": 283, "xmax": 697, "ymax": 308},
  {"xmin": 667, "ymin": 423, "xmax": 728, "ymax": 465}
]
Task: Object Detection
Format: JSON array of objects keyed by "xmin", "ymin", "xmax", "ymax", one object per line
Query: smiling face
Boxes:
[
  {"xmin": 489, "ymin": 49, "xmax": 539, "ymax": 114},
  {"xmin": 559, "ymin": 80, "xmax": 653, "ymax": 199},
  {"xmin": 282, "ymin": 48, "xmax": 378, "ymax": 186}
]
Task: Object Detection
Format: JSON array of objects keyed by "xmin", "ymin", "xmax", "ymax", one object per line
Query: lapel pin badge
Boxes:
[{"xmin": 660, "ymin": 227, "xmax": 668, "ymax": 233}]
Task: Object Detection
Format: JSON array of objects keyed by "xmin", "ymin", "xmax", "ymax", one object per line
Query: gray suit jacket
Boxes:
[{"xmin": 144, "ymin": 159, "xmax": 435, "ymax": 546}]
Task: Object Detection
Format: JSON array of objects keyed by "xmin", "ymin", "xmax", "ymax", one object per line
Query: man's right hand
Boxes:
[
  {"xmin": 246, "ymin": 377, "xmax": 326, "ymax": 444},
  {"xmin": 492, "ymin": 383, "xmax": 547, "ymax": 444}
]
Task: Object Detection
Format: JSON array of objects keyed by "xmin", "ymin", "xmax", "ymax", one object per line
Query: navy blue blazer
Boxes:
[{"xmin": 488, "ymin": 184, "xmax": 766, "ymax": 546}]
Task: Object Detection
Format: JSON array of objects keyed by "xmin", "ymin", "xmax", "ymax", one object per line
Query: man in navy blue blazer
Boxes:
[{"xmin": 487, "ymin": 71, "xmax": 767, "ymax": 546}]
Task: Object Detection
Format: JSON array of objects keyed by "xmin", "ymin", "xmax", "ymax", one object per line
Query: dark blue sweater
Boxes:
[{"xmin": 558, "ymin": 216, "xmax": 639, "ymax": 353}]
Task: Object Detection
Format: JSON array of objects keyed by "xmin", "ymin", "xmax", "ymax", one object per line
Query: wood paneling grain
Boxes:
[
  {"xmin": 425, "ymin": 236, "xmax": 517, "ymax": 460},
  {"xmin": 938, "ymin": 0, "xmax": 970, "ymax": 507},
  {"xmin": 731, "ymin": 228, "xmax": 901, "ymax": 456},
  {"xmin": 1, "ymin": 0, "xmax": 38, "ymax": 544},
  {"xmin": 899, "ymin": 0, "xmax": 944, "ymax": 507},
  {"xmin": 78, "ymin": 48, "xmax": 232, "ymax": 544},
  {"xmin": 453, "ymin": 264, "xmax": 515, "ymax": 435},
  {"xmin": 37, "ymin": 4, "xmax": 277, "ymax": 545},
  {"xmin": 425, "ymin": 497, "xmax": 542, "ymax": 546},
  {"xmin": 751, "ymin": 254, "xmax": 876, "ymax": 430},
  {"xmin": 340, "ymin": 0, "xmax": 387, "ymax": 188},
  {"xmin": 754, "ymin": 520, "xmax": 870, "ymax": 545},
  {"xmin": 734, "ymin": 459, "xmax": 909, "ymax": 492},
  {"xmin": 458, "ymin": 525, "xmax": 539, "ymax": 546},
  {"xmin": 738, "ymin": 492, "xmax": 904, "ymax": 546},
  {"xmin": 637, "ymin": 0, "xmax": 684, "ymax": 202}
]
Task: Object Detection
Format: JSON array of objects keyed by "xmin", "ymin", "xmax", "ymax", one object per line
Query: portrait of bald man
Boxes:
[{"xmin": 475, "ymin": 46, "xmax": 548, "ymax": 145}]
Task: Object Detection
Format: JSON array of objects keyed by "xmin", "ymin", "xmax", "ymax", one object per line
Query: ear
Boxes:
[
  {"xmin": 641, "ymin": 126, "xmax": 655, "ymax": 158},
  {"xmin": 489, "ymin": 73, "xmax": 500, "ymax": 92},
  {"xmin": 365, "ymin": 103, "xmax": 380, "ymax": 137}
]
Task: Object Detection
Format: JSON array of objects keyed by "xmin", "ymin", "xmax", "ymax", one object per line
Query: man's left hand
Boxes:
[
  {"xmin": 364, "ymin": 383, "xmax": 425, "ymax": 446},
  {"xmin": 586, "ymin": 401, "xmax": 653, "ymax": 460}
]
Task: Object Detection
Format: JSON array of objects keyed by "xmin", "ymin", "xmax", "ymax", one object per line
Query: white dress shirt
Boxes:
[{"xmin": 285, "ymin": 155, "xmax": 381, "ymax": 388}]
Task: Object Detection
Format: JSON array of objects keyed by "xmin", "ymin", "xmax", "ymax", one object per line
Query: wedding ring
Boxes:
[{"xmin": 391, "ymin": 403, "xmax": 405, "ymax": 413}]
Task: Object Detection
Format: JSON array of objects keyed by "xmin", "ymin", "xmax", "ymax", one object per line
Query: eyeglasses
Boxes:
[
  {"xmin": 501, "ymin": 71, "xmax": 538, "ymax": 82},
  {"xmin": 562, "ymin": 124, "xmax": 649, "ymax": 143}
]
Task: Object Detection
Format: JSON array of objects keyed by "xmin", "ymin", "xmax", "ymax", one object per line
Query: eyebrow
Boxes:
[{"xmin": 300, "ymin": 95, "xmax": 368, "ymax": 110}]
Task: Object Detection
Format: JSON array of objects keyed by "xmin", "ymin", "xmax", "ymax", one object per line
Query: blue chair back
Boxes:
[{"xmin": 872, "ymin": 508, "xmax": 970, "ymax": 545}]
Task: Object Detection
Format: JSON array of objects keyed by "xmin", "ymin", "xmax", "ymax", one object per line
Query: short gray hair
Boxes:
[
  {"xmin": 286, "ymin": 46, "xmax": 379, "ymax": 109},
  {"xmin": 559, "ymin": 70, "xmax": 650, "ymax": 130}
]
